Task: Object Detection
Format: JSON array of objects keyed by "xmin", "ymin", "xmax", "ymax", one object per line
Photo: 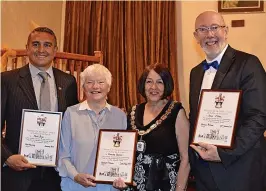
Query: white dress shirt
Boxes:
[
  {"xmin": 29, "ymin": 63, "xmax": 58, "ymax": 111},
  {"xmin": 200, "ymin": 44, "xmax": 228, "ymax": 90}
]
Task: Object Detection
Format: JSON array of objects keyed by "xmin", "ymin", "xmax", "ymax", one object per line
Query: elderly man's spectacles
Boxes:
[{"xmin": 195, "ymin": 25, "xmax": 226, "ymax": 34}]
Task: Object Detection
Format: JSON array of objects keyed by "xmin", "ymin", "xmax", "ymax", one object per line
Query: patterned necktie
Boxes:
[
  {"xmin": 202, "ymin": 60, "xmax": 219, "ymax": 71},
  {"xmin": 38, "ymin": 72, "xmax": 51, "ymax": 111}
]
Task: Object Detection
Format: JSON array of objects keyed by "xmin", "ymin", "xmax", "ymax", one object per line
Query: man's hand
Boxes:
[
  {"xmin": 74, "ymin": 173, "xmax": 96, "ymax": 188},
  {"xmin": 6, "ymin": 155, "xmax": 36, "ymax": 171},
  {"xmin": 190, "ymin": 142, "xmax": 221, "ymax": 162}
]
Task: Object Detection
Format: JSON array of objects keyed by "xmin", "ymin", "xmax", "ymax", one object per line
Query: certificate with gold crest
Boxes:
[
  {"xmin": 192, "ymin": 90, "xmax": 242, "ymax": 148},
  {"xmin": 94, "ymin": 129, "xmax": 137, "ymax": 184},
  {"xmin": 19, "ymin": 109, "xmax": 62, "ymax": 167}
]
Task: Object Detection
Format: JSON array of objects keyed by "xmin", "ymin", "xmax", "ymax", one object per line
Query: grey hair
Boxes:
[{"xmin": 80, "ymin": 64, "xmax": 112, "ymax": 87}]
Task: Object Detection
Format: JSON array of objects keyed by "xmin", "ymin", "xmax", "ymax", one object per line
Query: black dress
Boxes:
[{"xmin": 127, "ymin": 100, "xmax": 183, "ymax": 191}]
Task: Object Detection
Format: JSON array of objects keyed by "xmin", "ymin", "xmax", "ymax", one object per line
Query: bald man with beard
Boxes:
[{"xmin": 189, "ymin": 11, "xmax": 266, "ymax": 191}]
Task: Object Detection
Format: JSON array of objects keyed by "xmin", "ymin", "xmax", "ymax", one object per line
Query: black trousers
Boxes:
[
  {"xmin": 1, "ymin": 166, "xmax": 61, "ymax": 191},
  {"xmin": 192, "ymin": 159, "xmax": 220, "ymax": 191}
]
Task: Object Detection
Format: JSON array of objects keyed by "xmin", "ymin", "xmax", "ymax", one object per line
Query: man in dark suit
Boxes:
[
  {"xmin": 189, "ymin": 11, "xmax": 266, "ymax": 191},
  {"xmin": 1, "ymin": 27, "xmax": 79, "ymax": 191}
]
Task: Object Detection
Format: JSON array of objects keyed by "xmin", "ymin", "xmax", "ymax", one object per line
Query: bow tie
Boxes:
[{"xmin": 202, "ymin": 60, "xmax": 219, "ymax": 71}]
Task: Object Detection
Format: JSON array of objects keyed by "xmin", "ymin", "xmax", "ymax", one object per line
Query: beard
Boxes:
[{"xmin": 201, "ymin": 40, "xmax": 226, "ymax": 59}]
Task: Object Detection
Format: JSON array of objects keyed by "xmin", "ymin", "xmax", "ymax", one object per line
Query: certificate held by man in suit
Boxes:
[
  {"xmin": 192, "ymin": 90, "xmax": 242, "ymax": 148},
  {"xmin": 19, "ymin": 109, "xmax": 62, "ymax": 167}
]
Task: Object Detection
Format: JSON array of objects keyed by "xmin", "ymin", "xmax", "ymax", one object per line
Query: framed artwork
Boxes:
[{"xmin": 218, "ymin": 0, "xmax": 264, "ymax": 13}]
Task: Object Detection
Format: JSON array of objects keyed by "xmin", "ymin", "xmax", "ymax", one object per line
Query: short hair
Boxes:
[
  {"xmin": 80, "ymin": 64, "xmax": 112, "ymax": 87},
  {"xmin": 27, "ymin": 27, "xmax": 57, "ymax": 47},
  {"xmin": 137, "ymin": 63, "xmax": 174, "ymax": 100}
]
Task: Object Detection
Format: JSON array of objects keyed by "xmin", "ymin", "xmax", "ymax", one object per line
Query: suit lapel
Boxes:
[
  {"xmin": 211, "ymin": 45, "xmax": 236, "ymax": 89},
  {"xmin": 18, "ymin": 65, "xmax": 38, "ymax": 109},
  {"xmin": 192, "ymin": 62, "xmax": 205, "ymax": 109},
  {"xmin": 53, "ymin": 68, "xmax": 65, "ymax": 112}
]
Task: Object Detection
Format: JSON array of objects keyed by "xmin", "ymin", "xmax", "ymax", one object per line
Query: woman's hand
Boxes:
[
  {"xmin": 74, "ymin": 173, "xmax": 96, "ymax": 188},
  {"xmin": 175, "ymin": 184, "xmax": 186, "ymax": 191},
  {"xmin": 113, "ymin": 178, "xmax": 128, "ymax": 190},
  {"xmin": 113, "ymin": 178, "xmax": 137, "ymax": 190}
]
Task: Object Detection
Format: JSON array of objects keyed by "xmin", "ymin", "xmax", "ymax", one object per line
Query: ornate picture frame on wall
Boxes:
[{"xmin": 218, "ymin": 0, "xmax": 264, "ymax": 13}]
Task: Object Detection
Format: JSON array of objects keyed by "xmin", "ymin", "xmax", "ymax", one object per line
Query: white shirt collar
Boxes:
[
  {"xmin": 78, "ymin": 100, "xmax": 111, "ymax": 111},
  {"xmin": 29, "ymin": 63, "xmax": 53, "ymax": 78},
  {"xmin": 206, "ymin": 44, "xmax": 228, "ymax": 65}
]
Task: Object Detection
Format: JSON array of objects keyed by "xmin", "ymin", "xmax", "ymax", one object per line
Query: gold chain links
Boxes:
[{"xmin": 130, "ymin": 101, "xmax": 176, "ymax": 136}]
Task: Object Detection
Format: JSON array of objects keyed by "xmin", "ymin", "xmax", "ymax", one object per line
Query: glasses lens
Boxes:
[{"xmin": 211, "ymin": 26, "xmax": 219, "ymax": 32}]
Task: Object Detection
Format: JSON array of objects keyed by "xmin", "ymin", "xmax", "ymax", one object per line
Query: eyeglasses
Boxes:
[{"xmin": 195, "ymin": 25, "xmax": 226, "ymax": 34}]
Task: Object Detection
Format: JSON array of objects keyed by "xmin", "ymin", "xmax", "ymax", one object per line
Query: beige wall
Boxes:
[
  {"xmin": 176, "ymin": 1, "xmax": 266, "ymax": 112},
  {"xmin": 1, "ymin": 1, "xmax": 63, "ymax": 49}
]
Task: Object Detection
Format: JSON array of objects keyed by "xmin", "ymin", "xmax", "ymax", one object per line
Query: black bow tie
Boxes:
[{"xmin": 202, "ymin": 60, "xmax": 219, "ymax": 71}]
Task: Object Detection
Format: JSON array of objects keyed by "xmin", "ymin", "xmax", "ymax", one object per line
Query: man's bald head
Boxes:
[
  {"xmin": 193, "ymin": 10, "xmax": 228, "ymax": 60},
  {"xmin": 195, "ymin": 11, "xmax": 226, "ymax": 30}
]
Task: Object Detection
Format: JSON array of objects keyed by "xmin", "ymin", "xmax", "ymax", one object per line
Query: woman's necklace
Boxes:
[{"xmin": 130, "ymin": 101, "xmax": 176, "ymax": 153}]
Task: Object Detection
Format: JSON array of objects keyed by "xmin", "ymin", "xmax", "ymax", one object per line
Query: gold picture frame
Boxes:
[{"xmin": 218, "ymin": 0, "xmax": 264, "ymax": 13}]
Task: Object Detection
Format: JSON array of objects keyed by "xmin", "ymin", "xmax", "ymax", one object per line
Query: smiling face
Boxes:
[
  {"xmin": 194, "ymin": 11, "xmax": 228, "ymax": 60},
  {"xmin": 83, "ymin": 73, "xmax": 110, "ymax": 103},
  {"xmin": 145, "ymin": 69, "xmax": 165, "ymax": 103},
  {"xmin": 26, "ymin": 31, "xmax": 57, "ymax": 70}
]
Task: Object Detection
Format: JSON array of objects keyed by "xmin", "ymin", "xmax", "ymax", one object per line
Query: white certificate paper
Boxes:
[
  {"xmin": 94, "ymin": 130, "xmax": 137, "ymax": 184},
  {"xmin": 19, "ymin": 109, "xmax": 62, "ymax": 166},
  {"xmin": 192, "ymin": 90, "xmax": 241, "ymax": 148}
]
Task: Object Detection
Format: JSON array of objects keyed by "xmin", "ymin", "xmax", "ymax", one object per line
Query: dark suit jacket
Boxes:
[
  {"xmin": 1, "ymin": 64, "xmax": 79, "ymax": 165},
  {"xmin": 189, "ymin": 45, "xmax": 266, "ymax": 191}
]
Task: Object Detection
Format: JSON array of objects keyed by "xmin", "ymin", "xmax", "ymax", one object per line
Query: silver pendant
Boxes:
[{"xmin": 137, "ymin": 139, "xmax": 146, "ymax": 153}]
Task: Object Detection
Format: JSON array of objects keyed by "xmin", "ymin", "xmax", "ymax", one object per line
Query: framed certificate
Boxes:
[
  {"xmin": 192, "ymin": 90, "xmax": 242, "ymax": 148},
  {"xmin": 93, "ymin": 129, "xmax": 137, "ymax": 184},
  {"xmin": 19, "ymin": 109, "xmax": 62, "ymax": 167}
]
